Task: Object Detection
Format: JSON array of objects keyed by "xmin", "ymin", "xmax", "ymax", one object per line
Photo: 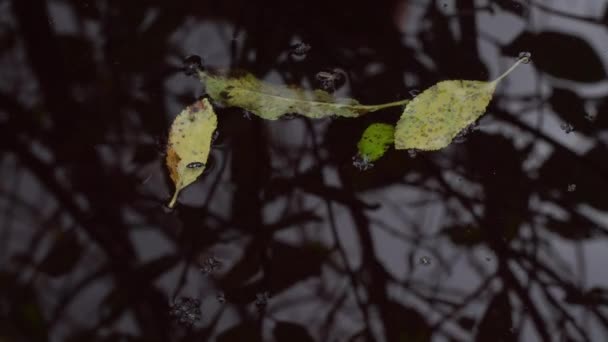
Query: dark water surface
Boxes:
[{"xmin": 2, "ymin": 0, "xmax": 608, "ymax": 341}]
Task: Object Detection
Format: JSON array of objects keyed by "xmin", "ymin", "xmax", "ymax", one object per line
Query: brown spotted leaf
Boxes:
[
  {"xmin": 166, "ymin": 98, "xmax": 217, "ymax": 208},
  {"xmin": 395, "ymin": 57, "xmax": 528, "ymax": 150}
]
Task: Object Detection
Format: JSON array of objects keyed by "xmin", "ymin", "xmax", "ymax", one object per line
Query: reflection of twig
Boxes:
[
  {"xmin": 500, "ymin": 261, "xmax": 552, "ymax": 342},
  {"xmin": 524, "ymin": 0, "xmax": 605, "ymax": 24},
  {"xmin": 431, "ymin": 272, "xmax": 496, "ymax": 330},
  {"xmin": 49, "ymin": 266, "xmax": 110, "ymax": 327},
  {"xmin": 516, "ymin": 257, "xmax": 591, "ymax": 341},
  {"xmin": 320, "ymin": 286, "xmax": 350, "ymax": 341},
  {"xmin": 304, "ymin": 120, "xmax": 373, "ymax": 339},
  {"xmin": 203, "ymin": 151, "xmax": 228, "ymax": 208}
]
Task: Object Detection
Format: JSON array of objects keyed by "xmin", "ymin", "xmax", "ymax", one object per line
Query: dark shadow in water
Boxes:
[{"xmin": 2, "ymin": 0, "xmax": 608, "ymax": 341}]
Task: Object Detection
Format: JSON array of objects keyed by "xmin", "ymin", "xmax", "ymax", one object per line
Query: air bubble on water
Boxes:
[
  {"xmin": 199, "ymin": 255, "xmax": 222, "ymax": 274},
  {"xmin": 212, "ymin": 130, "xmax": 220, "ymax": 144},
  {"xmin": 169, "ymin": 297, "xmax": 201, "ymax": 327},
  {"xmin": 454, "ymin": 123, "xmax": 477, "ymax": 144},
  {"xmin": 419, "ymin": 256, "xmax": 432, "ymax": 266},
  {"xmin": 242, "ymin": 110, "xmax": 253, "ymax": 120},
  {"xmin": 407, "ymin": 149, "xmax": 418, "ymax": 158},
  {"xmin": 217, "ymin": 292, "xmax": 226, "ymax": 304},
  {"xmin": 255, "ymin": 291, "xmax": 270, "ymax": 311},
  {"xmin": 352, "ymin": 154, "xmax": 374, "ymax": 171},
  {"xmin": 281, "ymin": 113, "xmax": 297, "ymax": 120},
  {"xmin": 518, "ymin": 51, "xmax": 532, "ymax": 64},
  {"xmin": 567, "ymin": 184, "xmax": 577, "ymax": 192},
  {"xmin": 584, "ymin": 113, "xmax": 596, "ymax": 122},
  {"xmin": 560, "ymin": 122, "xmax": 574, "ymax": 134},
  {"xmin": 290, "ymin": 42, "xmax": 311, "ymax": 58},
  {"xmin": 315, "ymin": 69, "xmax": 345, "ymax": 92},
  {"xmin": 409, "ymin": 89, "xmax": 420, "ymax": 98},
  {"xmin": 183, "ymin": 55, "xmax": 203, "ymax": 76}
]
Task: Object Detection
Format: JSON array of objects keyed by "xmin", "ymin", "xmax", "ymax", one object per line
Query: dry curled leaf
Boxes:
[
  {"xmin": 166, "ymin": 98, "xmax": 217, "ymax": 208},
  {"xmin": 199, "ymin": 70, "xmax": 408, "ymax": 120},
  {"xmin": 394, "ymin": 57, "xmax": 529, "ymax": 151}
]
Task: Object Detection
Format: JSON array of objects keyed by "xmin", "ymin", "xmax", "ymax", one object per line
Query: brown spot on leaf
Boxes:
[{"xmin": 166, "ymin": 146, "xmax": 181, "ymax": 183}]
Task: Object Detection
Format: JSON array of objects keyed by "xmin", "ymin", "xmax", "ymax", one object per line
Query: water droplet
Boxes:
[
  {"xmin": 518, "ymin": 51, "xmax": 532, "ymax": 64},
  {"xmin": 255, "ymin": 291, "xmax": 270, "ymax": 311},
  {"xmin": 409, "ymin": 89, "xmax": 420, "ymax": 98},
  {"xmin": 186, "ymin": 162, "xmax": 205, "ymax": 169},
  {"xmin": 290, "ymin": 42, "xmax": 311, "ymax": 58},
  {"xmin": 419, "ymin": 256, "xmax": 432, "ymax": 266},
  {"xmin": 560, "ymin": 122, "xmax": 574, "ymax": 134},
  {"xmin": 183, "ymin": 55, "xmax": 203, "ymax": 76},
  {"xmin": 199, "ymin": 256, "xmax": 222, "ymax": 274},
  {"xmin": 217, "ymin": 292, "xmax": 226, "ymax": 304},
  {"xmin": 567, "ymin": 184, "xmax": 577, "ymax": 192},
  {"xmin": 352, "ymin": 154, "xmax": 374, "ymax": 171},
  {"xmin": 169, "ymin": 297, "xmax": 201, "ymax": 327},
  {"xmin": 407, "ymin": 149, "xmax": 418, "ymax": 158}
]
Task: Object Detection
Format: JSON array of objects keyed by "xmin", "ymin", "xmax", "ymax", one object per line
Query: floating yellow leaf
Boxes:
[
  {"xmin": 394, "ymin": 57, "xmax": 528, "ymax": 151},
  {"xmin": 166, "ymin": 98, "xmax": 217, "ymax": 208},
  {"xmin": 198, "ymin": 70, "xmax": 408, "ymax": 120}
]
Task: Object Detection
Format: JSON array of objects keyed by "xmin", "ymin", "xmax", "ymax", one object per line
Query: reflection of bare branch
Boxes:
[
  {"xmin": 525, "ymin": 0, "xmax": 605, "ymax": 24},
  {"xmin": 305, "ymin": 120, "xmax": 373, "ymax": 338}
]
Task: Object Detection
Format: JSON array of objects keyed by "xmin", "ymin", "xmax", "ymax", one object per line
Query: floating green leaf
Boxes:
[
  {"xmin": 394, "ymin": 57, "xmax": 529, "ymax": 151},
  {"xmin": 357, "ymin": 123, "xmax": 395, "ymax": 162},
  {"xmin": 166, "ymin": 98, "xmax": 217, "ymax": 208},
  {"xmin": 199, "ymin": 70, "xmax": 408, "ymax": 120}
]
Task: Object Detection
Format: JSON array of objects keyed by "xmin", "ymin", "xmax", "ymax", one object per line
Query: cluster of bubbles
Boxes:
[
  {"xmin": 518, "ymin": 51, "xmax": 532, "ymax": 64},
  {"xmin": 216, "ymin": 292, "xmax": 226, "ymax": 304},
  {"xmin": 352, "ymin": 154, "xmax": 374, "ymax": 171},
  {"xmin": 453, "ymin": 122, "xmax": 479, "ymax": 144},
  {"xmin": 567, "ymin": 184, "xmax": 577, "ymax": 192},
  {"xmin": 289, "ymin": 42, "xmax": 311, "ymax": 60},
  {"xmin": 183, "ymin": 55, "xmax": 203, "ymax": 76},
  {"xmin": 255, "ymin": 291, "xmax": 270, "ymax": 311},
  {"xmin": 242, "ymin": 110, "xmax": 253, "ymax": 120},
  {"xmin": 419, "ymin": 256, "xmax": 432, "ymax": 266},
  {"xmin": 199, "ymin": 255, "xmax": 222, "ymax": 274},
  {"xmin": 169, "ymin": 297, "xmax": 202, "ymax": 327},
  {"xmin": 315, "ymin": 69, "xmax": 346, "ymax": 92},
  {"xmin": 560, "ymin": 122, "xmax": 575, "ymax": 134},
  {"xmin": 280, "ymin": 113, "xmax": 298, "ymax": 120}
]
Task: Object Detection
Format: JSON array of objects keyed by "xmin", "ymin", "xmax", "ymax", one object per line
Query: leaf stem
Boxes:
[
  {"xmin": 366, "ymin": 98, "xmax": 410, "ymax": 110},
  {"xmin": 491, "ymin": 56, "xmax": 529, "ymax": 85},
  {"xmin": 168, "ymin": 190, "xmax": 179, "ymax": 208}
]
